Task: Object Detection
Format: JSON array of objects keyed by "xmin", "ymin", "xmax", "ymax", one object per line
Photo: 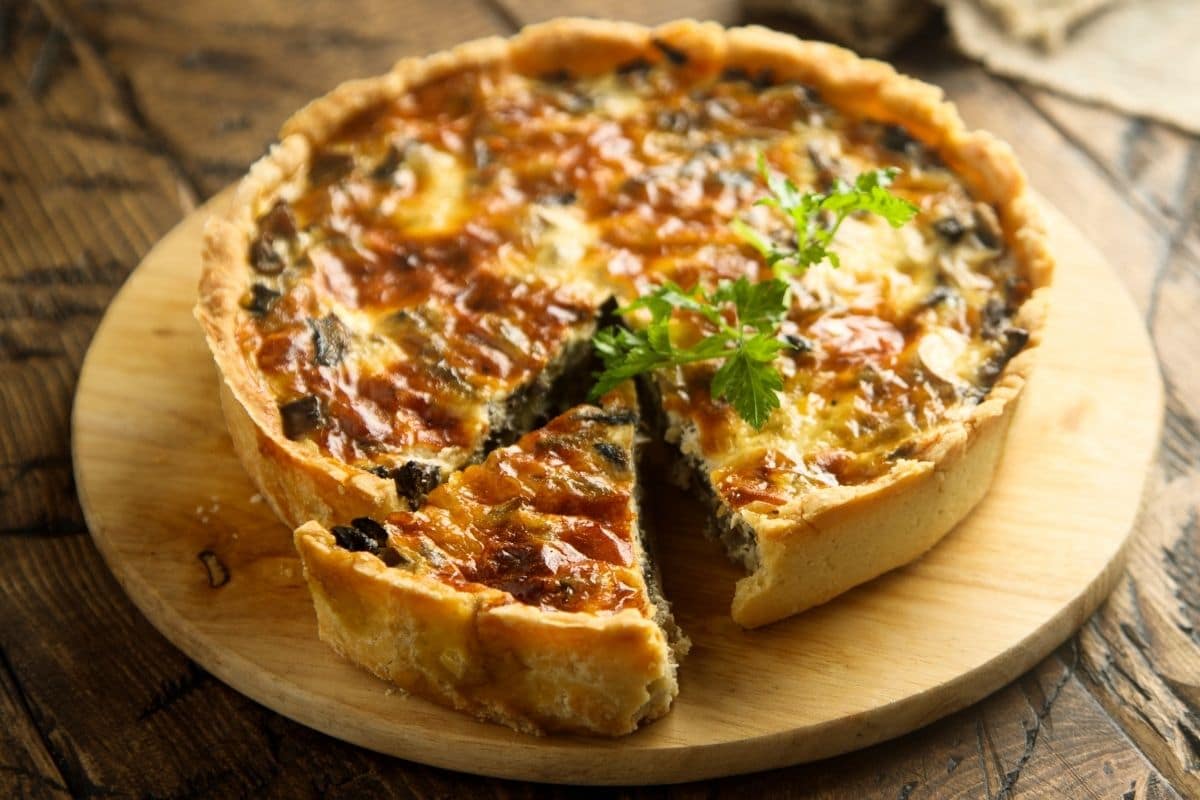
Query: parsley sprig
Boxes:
[
  {"xmin": 589, "ymin": 155, "xmax": 920, "ymax": 429},
  {"xmin": 731, "ymin": 155, "xmax": 919, "ymax": 276},
  {"xmin": 590, "ymin": 277, "xmax": 790, "ymax": 428}
]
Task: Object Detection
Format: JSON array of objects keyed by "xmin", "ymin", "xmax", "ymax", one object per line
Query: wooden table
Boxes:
[{"xmin": 1, "ymin": 1, "xmax": 1197, "ymax": 797}]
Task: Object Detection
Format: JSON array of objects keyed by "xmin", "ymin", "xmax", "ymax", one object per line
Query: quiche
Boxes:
[
  {"xmin": 295, "ymin": 384, "xmax": 686, "ymax": 735},
  {"xmin": 195, "ymin": 18, "xmax": 1052, "ymax": 733}
]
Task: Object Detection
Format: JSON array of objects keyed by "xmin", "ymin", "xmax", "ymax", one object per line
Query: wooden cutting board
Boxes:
[{"xmin": 71, "ymin": 190, "xmax": 1161, "ymax": 785}]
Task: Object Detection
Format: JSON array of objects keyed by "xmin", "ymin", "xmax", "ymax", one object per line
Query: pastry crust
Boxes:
[
  {"xmin": 295, "ymin": 528, "xmax": 675, "ymax": 736},
  {"xmin": 196, "ymin": 17, "xmax": 1052, "ymax": 731}
]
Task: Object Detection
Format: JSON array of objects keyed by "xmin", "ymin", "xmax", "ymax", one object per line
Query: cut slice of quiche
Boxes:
[{"xmin": 294, "ymin": 384, "xmax": 687, "ymax": 735}]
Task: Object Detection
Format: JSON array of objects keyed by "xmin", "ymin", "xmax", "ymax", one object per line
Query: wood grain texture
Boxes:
[
  {"xmin": 70, "ymin": 187, "xmax": 1159, "ymax": 783},
  {"xmin": 58, "ymin": 0, "xmax": 515, "ymax": 199},
  {"xmin": 0, "ymin": 647, "xmax": 69, "ymax": 800},
  {"xmin": 1, "ymin": 1, "xmax": 1197, "ymax": 796}
]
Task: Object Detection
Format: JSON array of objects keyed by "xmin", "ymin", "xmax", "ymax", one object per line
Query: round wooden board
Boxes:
[{"xmin": 72, "ymin": 190, "xmax": 1162, "ymax": 785}]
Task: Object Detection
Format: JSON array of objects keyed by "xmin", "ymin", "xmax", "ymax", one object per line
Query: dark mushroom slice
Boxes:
[
  {"xmin": 370, "ymin": 144, "xmax": 404, "ymax": 182},
  {"xmin": 932, "ymin": 216, "xmax": 966, "ymax": 243},
  {"xmin": 377, "ymin": 546, "xmax": 408, "ymax": 567},
  {"xmin": 921, "ymin": 285, "xmax": 957, "ymax": 309},
  {"xmin": 280, "ymin": 395, "xmax": 322, "ymax": 440},
  {"xmin": 784, "ymin": 333, "xmax": 815, "ymax": 353},
  {"xmin": 1002, "ymin": 326, "xmax": 1030, "ymax": 358},
  {"xmin": 976, "ymin": 327, "xmax": 1031, "ymax": 392},
  {"xmin": 572, "ymin": 409, "xmax": 638, "ymax": 426},
  {"xmin": 593, "ymin": 441, "xmax": 629, "ymax": 470},
  {"xmin": 249, "ymin": 235, "xmax": 285, "ymax": 275},
  {"xmin": 972, "ymin": 202, "xmax": 1003, "ymax": 248},
  {"xmin": 980, "ymin": 297, "xmax": 1008, "ymax": 340},
  {"xmin": 308, "ymin": 151, "xmax": 355, "ymax": 186},
  {"xmin": 259, "ymin": 199, "xmax": 298, "ymax": 240},
  {"xmin": 391, "ymin": 460, "xmax": 442, "ymax": 510},
  {"xmin": 330, "ymin": 517, "xmax": 387, "ymax": 554},
  {"xmin": 880, "ymin": 124, "xmax": 923, "ymax": 158},
  {"xmin": 309, "ymin": 314, "xmax": 349, "ymax": 367},
  {"xmin": 241, "ymin": 283, "xmax": 281, "ymax": 315}
]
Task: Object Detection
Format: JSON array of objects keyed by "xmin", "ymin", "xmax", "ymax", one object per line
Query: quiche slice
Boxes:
[
  {"xmin": 196, "ymin": 18, "xmax": 1053, "ymax": 733},
  {"xmin": 294, "ymin": 384, "xmax": 687, "ymax": 735}
]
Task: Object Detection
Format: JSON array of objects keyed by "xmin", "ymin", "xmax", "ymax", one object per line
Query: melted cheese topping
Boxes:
[
  {"xmin": 374, "ymin": 389, "xmax": 647, "ymax": 614},
  {"xmin": 240, "ymin": 58, "xmax": 1031, "ymax": 547}
]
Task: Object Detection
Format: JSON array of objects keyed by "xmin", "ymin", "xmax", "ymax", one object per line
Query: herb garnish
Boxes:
[
  {"xmin": 731, "ymin": 154, "xmax": 919, "ymax": 276},
  {"xmin": 589, "ymin": 155, "xmax": 919, "ymax": 429},
  {"xmin": 590, "ymin": 277, "xmax": 789, "ymax": 428}
]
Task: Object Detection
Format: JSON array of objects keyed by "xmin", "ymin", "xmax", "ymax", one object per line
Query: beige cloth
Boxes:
[
  {"xmin": 976, "ymin": 0, "xmax": 1123, "ymax": 49},
  {"xmin": 946, "ymin": 0, "xmax": 1200, "ymax": 134}
]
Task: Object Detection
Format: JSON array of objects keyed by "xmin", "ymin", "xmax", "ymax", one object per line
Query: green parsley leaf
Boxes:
[
  {"xmin": 588, "ymin": 277, "xmax": 792, "ymax": 429},
  {"xmin": 732, "ymin": 156, "xmax": 920, "ymax": 277},
  {"xmin": 711, "ymin": 346, "xmax": 784, "ymax": 430},
  {"xmin": 710, "ymin": 276, "xmax": 789, "ymax": 333}
]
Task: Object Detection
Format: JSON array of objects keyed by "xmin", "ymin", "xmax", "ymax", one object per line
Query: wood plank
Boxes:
[
  {"xmin": 0, "ymin": 648, "xmax": 70, "ymax": 800},
  {"xmin": 0, "ymin": 4, "xmax": 184, "ymax": 536},
  {"xmin": 732, "ymin": 651, "xmax": 1181, "ymax": 800},
  {"xmin": 60, "ymin": 0, "xmax": 518, "ymax": 199},
  {"xmin": 1017, "ymin": 87, "xmax": 1198, "ymax": 228},
  {"xmin": 1080, "ymin": 218, "xmax": 1200, "ymax": 798}
]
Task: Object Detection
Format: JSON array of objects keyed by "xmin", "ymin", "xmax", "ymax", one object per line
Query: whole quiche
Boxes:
[{"xmin": 195, "ymin": 18, "xmax": 1052, "ymax": 736}]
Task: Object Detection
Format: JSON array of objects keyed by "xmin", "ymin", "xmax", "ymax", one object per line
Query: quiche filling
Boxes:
[
  {"xmin": 321, "ymin": 384, "xmax": 685, "ymax": 640},
  {"xmin": 240, "ymin": 57, "xmax": 1030, "ymax": 574}
]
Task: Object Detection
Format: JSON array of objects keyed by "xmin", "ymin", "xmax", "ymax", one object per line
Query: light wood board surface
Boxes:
[{"xmin": 71, "ymin": 190, "xmax": 1162, "ymax": 785}]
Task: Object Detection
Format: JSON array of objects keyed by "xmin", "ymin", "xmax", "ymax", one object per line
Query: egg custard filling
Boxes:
[{"xmin": 239, "ymin": 59, "xmax": 1030, "ymax": 513}]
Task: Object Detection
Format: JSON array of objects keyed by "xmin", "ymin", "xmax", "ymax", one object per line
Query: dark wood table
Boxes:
[{"xmin": 2, "ymin": 1, "xmax": 1197, "ymax": 797}]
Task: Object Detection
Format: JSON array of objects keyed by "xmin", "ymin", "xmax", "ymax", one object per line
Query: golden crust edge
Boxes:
[
  {"xmin": 195, "ymin": 137, "xmax": 399, "ymax": 528},
  {"xmin": 293, "ymin": 523, "xmax": 677, "ymax": 736},
  {"xmin": 194, "ymin": 18, "xmax": 1055, "ymax": 632}
]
